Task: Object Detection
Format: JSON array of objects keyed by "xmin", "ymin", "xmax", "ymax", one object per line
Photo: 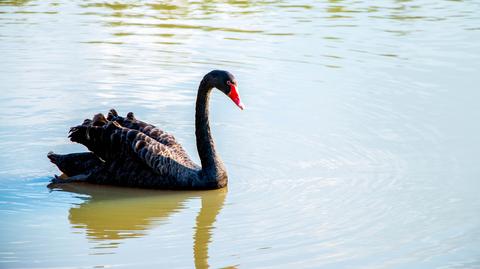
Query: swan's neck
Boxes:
[{"xmin": 195, "ymin": 81, "xmax": 227, "ymax": 187}]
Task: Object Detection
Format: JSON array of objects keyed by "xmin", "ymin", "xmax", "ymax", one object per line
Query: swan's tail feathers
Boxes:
[
  {"xmin": 47, "ymin": 151, "xmax": 61, "ymax": 165},
  {"xmin": 47, "ymin": 151, "xmax": 103, "ymax": 177}
]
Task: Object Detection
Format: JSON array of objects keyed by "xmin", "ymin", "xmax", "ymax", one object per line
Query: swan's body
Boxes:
[{"xmin": 48, "ymin": 70, "xmax": 243, "ymax": 189}]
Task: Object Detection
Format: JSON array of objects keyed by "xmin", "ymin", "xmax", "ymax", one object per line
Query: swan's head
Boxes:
[{"xmin": 205, "ymin": 70, "xmax": 245, "ymax": 110}]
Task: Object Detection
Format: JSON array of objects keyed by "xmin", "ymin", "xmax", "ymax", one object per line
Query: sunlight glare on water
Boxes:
[{"xmin": 0, "ymin": 0, "xmax": 480, "ymax": 268}]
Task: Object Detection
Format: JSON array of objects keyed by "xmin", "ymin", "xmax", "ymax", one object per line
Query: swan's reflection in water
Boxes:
[{"xmin": 50, "ymin": 183, "xmax": 227, "ymax": 269}]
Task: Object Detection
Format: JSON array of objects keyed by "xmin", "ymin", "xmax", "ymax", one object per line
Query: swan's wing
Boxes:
[
  {"xmin": 68, "ymin": 117, "xmax": 199, "ymax": 186},
  {"xmin": 107, "ymin": 109, "xmax": 175, "ymax": 146},
  {"xmin": 107, "ymin": 109, "xmax": 198, "ymax": 169}
]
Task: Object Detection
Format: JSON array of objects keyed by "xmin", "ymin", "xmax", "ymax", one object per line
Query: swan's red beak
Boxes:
[{"xmin": 228, "ymin": 84, "xmax": 245, "ymax": 110}]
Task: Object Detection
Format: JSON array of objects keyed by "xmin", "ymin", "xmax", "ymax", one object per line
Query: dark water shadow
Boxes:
[{"xmin": 49, "ymin": 183, "xmax": 228, "ymax": 269}]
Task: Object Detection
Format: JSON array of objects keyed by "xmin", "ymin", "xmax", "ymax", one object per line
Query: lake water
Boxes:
[{"xmin": 1, "ymin": 0, "xmax": 480, "ymax": 268}]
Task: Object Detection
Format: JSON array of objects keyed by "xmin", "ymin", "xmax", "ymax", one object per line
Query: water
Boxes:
[{"xmin": 1, "ymin": 0, "xmax": 480, "ymax": 268}]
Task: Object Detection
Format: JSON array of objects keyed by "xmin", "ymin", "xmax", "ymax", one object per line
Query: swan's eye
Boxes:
[{"xmin": 226, "ymin": 80, "xmax": 237, "ymax": 86}]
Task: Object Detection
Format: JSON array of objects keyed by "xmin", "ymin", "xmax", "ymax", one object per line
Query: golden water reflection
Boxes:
[{"xmin": 51, "ymin": 184, "xmax": 227, "ymax": 269}]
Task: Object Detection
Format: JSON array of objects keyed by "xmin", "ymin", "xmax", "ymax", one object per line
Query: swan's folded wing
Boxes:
[
  {"xmin": 107, "ymin": 109, "xmax": 175, "ymax": 146},
  {"xmin": 69, "ymin": 121, "xmax": 198, "ymax": 182},
  {"xmin": 107, "ymin": 109, "xmax": 198, "ymax": 169}
]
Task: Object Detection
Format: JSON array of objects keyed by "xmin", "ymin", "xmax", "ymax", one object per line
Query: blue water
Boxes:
[{"xmin": 1, "ymin": 0, "xmax": 480, "ymax": 268}]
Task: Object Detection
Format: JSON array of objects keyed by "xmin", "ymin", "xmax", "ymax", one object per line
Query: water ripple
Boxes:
[{"xmin": 1, "ymin": 0, "xmax": 480, "ymax": 268}]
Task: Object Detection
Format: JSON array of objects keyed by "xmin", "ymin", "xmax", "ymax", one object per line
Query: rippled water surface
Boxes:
[{"xmin": 1, "ymin": 0, "xmax": 480, "ymax": 268}]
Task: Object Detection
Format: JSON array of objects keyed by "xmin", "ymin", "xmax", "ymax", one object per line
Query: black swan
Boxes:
[{"xmin": 47, "ymin": 70, "xmax": 244, "ymax": 189}]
